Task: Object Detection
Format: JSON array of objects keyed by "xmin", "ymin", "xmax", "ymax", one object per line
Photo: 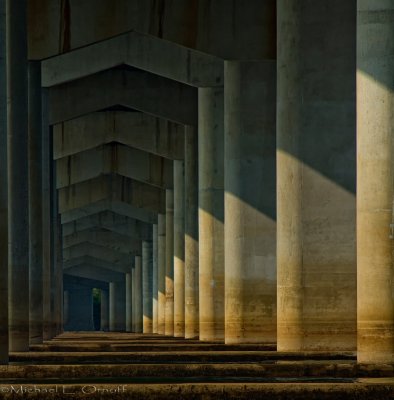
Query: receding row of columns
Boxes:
[{"xmin": 0, "ymin": 0, "xmax": 393, "ymax": 366}]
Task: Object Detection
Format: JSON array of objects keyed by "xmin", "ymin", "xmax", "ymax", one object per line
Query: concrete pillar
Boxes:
[
  {"xmin": 100, "ymin": 289, "xmax": 109, "ymax": 332},
  {"xmin": 125, "ymin": 272, "xmax": 132, "ymax": 332},
  {"xmin": 28, "ymin": 61, "xmax": 43, "ymax": 344},
  {"xmin": 135, "ymin": 256, "xmax": 142, "ymax": 333},
  {"xmin": 198, "ymin": 88, "xmax": 224, "ymax": 341},
  {"xmin": 224, "ymin": 61, "xmax": 276, "ymax": 344},
  {"xmin": 65, "ymin": 285, "xmax": 94, "ymax": 331},
  {"xmin": 42, "ymin": 92, "xmax": 52, "ymax": 341},
  {"xmin": 277, "ymin": 0, "xmax": 356, "ymax": 351},
  {"xmin": 63, "ymin": 291, "xmax": 69, "ymax": 327},
  {"xmin": 131, "ymin": 267, "xmax": 136, "ymax": 332},
  {"xmin": 165, "ymin": 189, "xmax": 174, "ymax": 336},
  {"xmin": 7, "ymin": 0, "xmax": 29, "ymax": 351},
  {"xmin": 357, "ymin": 0, "xmax": 394, "ymax": 363},
  {"xmin": 109, "ymin": 282, "xmax": 116, "ymax": 332},
  {"xmin": 142, "ymin": 241, "xmax": 153, "ymax": 333},
  {"xmin": 157, "ymin": 214, "xmax": 166, "ymax": 334},
  {"xmin": 152, "ymin": 224, "xmax": 158, "ymax": 333},
  {"xmin": 174, "ymin": 161, "xmax": 185, "ymax": 337},
  {"xmin": 184, "ymin": 126, "xmax": 199, "ymax": 339},
  {"xmin": 54, "ymin": 213, "xmax": 63, "ymax": 335},
  {"xmin": 0, "ymin": 0, "xmax": 8, "ymax": 364}
]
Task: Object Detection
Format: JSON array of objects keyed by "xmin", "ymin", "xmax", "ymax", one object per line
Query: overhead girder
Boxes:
[
  {"xmin": 41, "ymin": 30, "xmax": 224, "ymax": 88},
  {"xmin": 58, "ymin": 174, "xmax": 165, "ymax": 215},
  {"xmin": 48, "ymin": 68, "xmax": 197, "ymax": 126},
  {"xmin": 60, "ymin": 199, "xmax": 157, "ymax": 225},
  {"xmin": 61, "ymin": 211, "xmax": 152, "ymax": 239},
  {"xmin": 63, "ymin": 255, "xmax": 131, "ymax": 276},
  {"xmin": 53, "ymin": 111, "xmax": 185, "ymax": 161},
  {"xmin": 56, "ymin": 143, "xmax": 173, "ymax": 190},
  {"xmin": 64, "ymin": 263, "xmax": 125, "ymax": 283},
  {"xmin": 63, "ymin": 228, "xmax": 141, "ymax": 255}
]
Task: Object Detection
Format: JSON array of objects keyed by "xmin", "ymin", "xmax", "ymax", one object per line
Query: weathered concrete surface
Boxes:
[
  {"xmin": 53, "ymin": 112, "xmax": 184, "ymax": 161},
  {"xmin": 125, "ymin": 273, "xmax": 132, "ymax": 332},
  {"xmin": 62, "ymin": 212, "xmax": 151, "ymax": 239},
  {"xmin": 357, "ymin": 0, "xmax": 394, "ymax": 364},
  {"xmin": 142, "ymin": 241, "xmax": 153, "ymax": 333},
  {"xmin": 152, "ymin": 224, "xmax": 158, "ymax": 334},
  {"xmin": 165, "ymin": 190, "xmax": 174, "ymax": 337},
  {"xmin": 109, "ymin": 281, "xmax": 126, "ymax": 332},
  {"xmin": 277, "ymin": 0, "xmax": 356, "ymax": 351},
  {"xmin": 7, "ymin": 0, "xmax": 30, "ymax": 353},
  {"xmin": 198, "ymin": 87, "xmax": 224, "ymax": 341},
  {"xmin": 184, "ymin": 126, "xmax": 199, "ymax": 339},
  {"xmin": 48, "ymin": 69, "xmax": 197, "ymax": 126},
  {"xmin": 58, "ymin": 174, "xmax": 165, "ymax": 215},
  {"xmin": 134, "ymin": 256, "xmax": 142, "ymax": 334},
  {"xmin": 63, "ymin": 229, "xmax": 141, "ymax": 255},
  {"xmin": 224, "ymin": 61, "xmax": 276, "ymax": 344},
  {"xmin": 28, "ymin": 61, "xmax": 43, "ymax": 345},
  {"xmin": 173, "ymin": 160, "xmax": 185, "ymax": 337},
  {"xmin": 42, "ymin": 30, "xmax": 223, "ymax": 88},
  {"xmin": 0, "ymin": 0, "xmax": 8, "ymax": 364},
  {"xmin": 56, "ymin": 144, "xmax": 173, "ymax": 189},
  {"xmin": 60, "ymin": 200, "xmax": 157, "ymax": 225},
  {"xmin": 62, "ymin": 243, "xmax": 133, "ymax": 272},
  {"xmin": 157, "ymin": 214, "xmax": 166, "ymax": 335}
]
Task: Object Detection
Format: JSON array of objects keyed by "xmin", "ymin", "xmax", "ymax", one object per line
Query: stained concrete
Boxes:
[{"xmin": 357, "ymin": 0, "xmax": 394, "ymax": 364}]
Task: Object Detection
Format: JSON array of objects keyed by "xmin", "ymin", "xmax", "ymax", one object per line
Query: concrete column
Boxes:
[
  {"xmin": 277, "ymin": 0, "xmax": 356, "ymax": 351},
  {"xmin": 28, "ymin": 61, "xmax": 43, "ymax": 344},
  {"xmin": 131, "ymin": 267, "xmax": 136, "ymax": 332},
  {"xmin": 224, "ymin": 61, "xmax": 276, "ymax": 344},
  {"xmin": 174, "ymin": 161, "xmax": 185, "ymax": 337},
  {"xmin": 42, "ymin": 93, "xmax": 52, "ymax": 341},
  {"xmin": 7, "ymin": 0, "xmax": 29, "ymax": 352},
  {"xmin": 0, "ymin": 0, "xmax": 8, "ymax": 364},
  {"xmin": 198, "ymin": 88, "xmax": 224, "ymax": 341},
  {"xmin": 357, "ymin": 0, "xmax": 394, "ymax": 363},
  {"xmin": 184, "ymin": 126, "xmax": 199, "ymax": 339},
  {"xmin": 157, "ymin": 214, "xmax": 166, "ymax": 334},
  {"xmin": 152, "ymin": 224, "xmax": 158, "ymax": 333},
  {"xmin": 63, "ymin": 291, "xmax": 69, "ymax": 327},
  {"xmin": 165, "ymin": 189, "xmax": 174, "ymax": 336},
  {"xmin": 135, "ymin": 256, "xmax": 142, "ymax": 333},
  {"xmin": 54, "ymin": 213, "xmax": 63, "ymax": 335},
  {"xmin": 100, "ymin": 289, "xmax": 109, "ymax": 332},
  {"xmin": 65, "ymin": 285, "xmax": 94, "ymax": 331},
  {"xmin": 125, "ymin": 272, "xmax": 132, "ymax": 332},
  {"xmin": 142, "ymin": 241, "xmax": 153, "ymax": 333},
  {"xmin": 109, "ymin": 282, "xmax": 116, "ymax": 332}
]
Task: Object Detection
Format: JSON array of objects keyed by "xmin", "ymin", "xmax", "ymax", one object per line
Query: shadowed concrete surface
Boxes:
[{"xmin": 1, "ymin": 0, "xmax": 394, "ymax": 398}]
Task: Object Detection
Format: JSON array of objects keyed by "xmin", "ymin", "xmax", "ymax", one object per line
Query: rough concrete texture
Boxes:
[
  {"xmin": 357, "ymin": 0, "xmax": 394, "ymax": 364},
  {"xmin": 224, "ymin": 61, "xmax": 277, "ymax": 344},
  {"xmin": 198, "ymin": 87, "xmax": 224, "ymax": 342},
  {"xmin": 165, "ymin": 190, "xmax": 174, "ymax": 337},
  {"xmin": 277, "ymin": 0, "xmax": 357, "ymax": 351},
  {"xmin": 157, "ymin": 214, "xmax": 166, "ymax": 335},
  {"xmin": 142, "ymin": 241, "xmax": 153, "ymax": 333}
]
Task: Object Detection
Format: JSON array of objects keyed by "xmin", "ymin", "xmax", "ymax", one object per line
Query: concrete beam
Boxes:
[
  {"xmin": 48, "ymin": 69, "xmax": 197, "ymax": 126},
  {"xmin": 53, "ymin": 112, "xmax": 184, "ymax": 161},
  {"xmin": 63, "ymin": 243, "xmax": 134, "ymax": 269},
  {"xmin": 64, "ymin": 264, "xmax": 124, "ymax": 283},
  {"xmin": 63, "ymin": 229, "xmax": 141, "ymax": 255},
  {"xmin": 58, "ymin": 174, "xmax": 165, "ymax": 215},
  {"xmin": 63, "ymin": 255, "xmax": 131, "ymax": 276},
  {"xmin": 63, "ymin": 274, "xmax": 108, "ymax": 292},
  {"xmin": 56, "ymin": 143, "xmax": 173, "ymax": 189},
  {"xmin": 61, "ymin": 211, "xmax": 151, "ymax": 239},
  {"xmin": 42, "ymin": 30, "xmax": 224, "ymax": 88},
  {"xmin": 60, "ymin": 200, "xmax": 157, "ymax": 225}
]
